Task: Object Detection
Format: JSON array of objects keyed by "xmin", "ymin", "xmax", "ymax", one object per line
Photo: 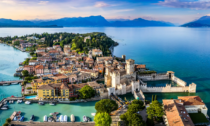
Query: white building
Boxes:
[
  {"xmin": 178, "ymin": 96, "xmax": 208, "ymax": 116},
  {"xmin": 84, "ymin": 36, "xmax": 91, "ymax": 42}
]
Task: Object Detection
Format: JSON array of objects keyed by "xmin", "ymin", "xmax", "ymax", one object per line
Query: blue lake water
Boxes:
[{"xmin": 0, "ymin": 27, "xmax": 210, "ymax": 124}]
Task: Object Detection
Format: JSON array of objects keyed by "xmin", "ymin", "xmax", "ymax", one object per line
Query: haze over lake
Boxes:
[{"xmin": 1, "ymin": 27, "xmax": 210, "ymax": 116}]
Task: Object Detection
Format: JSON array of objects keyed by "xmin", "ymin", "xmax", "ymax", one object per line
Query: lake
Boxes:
[{"xmin": 0, "ymin": 27, "xmax": 210, "ymax": 124}]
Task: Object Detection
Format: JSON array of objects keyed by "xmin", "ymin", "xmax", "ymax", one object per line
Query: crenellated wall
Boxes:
[{"xmin": 140, "ymin": 83, "xmax": 196, "ymax": 93}]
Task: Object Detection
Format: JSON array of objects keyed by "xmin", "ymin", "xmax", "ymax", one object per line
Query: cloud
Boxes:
[
  {"xmin": 0, "ymin": 0, "xmax": 16, "ymax": 4},
  {"xmin": 156, "ymin": 0, "xmax": 210, "ymax": 10},
  {"xmin": 94, "ymin": 1, "xmax": 110, "ymax": 8},
  {"xmin": 38, "ymin": 1, "xmax": 49, "ymax": 5},
  {"xmin": 111, "ymin": 9, "xmax": 134, "ymax": 13}
]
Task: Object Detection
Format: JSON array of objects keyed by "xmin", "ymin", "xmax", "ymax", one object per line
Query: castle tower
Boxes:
[
  {"xmin": 122, "ymin": 55, "xmax": 126, "ymax": 61},
  {"xmin": 111, "ymin": 71, "xmax": 120, "ymax": 88},
  {"xmin": 126, "ymin": 59, "xmax": 135, "ymax": 75},
  {"xmin": 189, "ymin": 83, "xmax": 196, "ymax": 93}
]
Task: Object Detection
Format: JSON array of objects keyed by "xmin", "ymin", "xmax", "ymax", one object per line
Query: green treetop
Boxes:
[
  {"xmin": 79, "ymin": 85, "xmax": 95, "ymax": 99},
  {"xmin": 95, "ymin": 99, "xmax": 118, "ymax": 114},
  {"xmin": 94, "ymin": 112, "xmax": 112, "ymax": 126}
]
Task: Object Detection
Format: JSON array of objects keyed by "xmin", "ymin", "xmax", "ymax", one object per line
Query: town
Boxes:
[{"xmin": 0, "ymin": 32, "xmax": 209, "ymax": 126}]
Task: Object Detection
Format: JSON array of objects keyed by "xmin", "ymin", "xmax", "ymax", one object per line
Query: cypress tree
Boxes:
[
  {"xmin": 152, "ymin": 95, "xmax": 154, "ymax": 101},
  {"xmin": 155, "ymin": 95, "xmax": 157, "ymax": 101}
]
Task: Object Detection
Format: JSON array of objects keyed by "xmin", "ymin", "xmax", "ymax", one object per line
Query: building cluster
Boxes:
[{"xmin": 163, "ymin": 96, "xmax": 208, "ymax": 126}]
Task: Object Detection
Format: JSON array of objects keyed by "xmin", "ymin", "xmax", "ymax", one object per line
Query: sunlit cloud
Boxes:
[
  {"xmin": 0, "ymin": 0, "xmax": 16, "ymax": 4},
  {"xmin": 38, "ymin": 1, "xmax": 49, "ymax": 5},
  {"xmin": 94, "ymin": 1, "xmax": 110, "ymax": 8}
]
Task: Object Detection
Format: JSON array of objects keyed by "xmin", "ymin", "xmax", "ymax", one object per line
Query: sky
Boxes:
[{"xmin": 0, "ymin": 0, "xmax": 210, "ymax": 24}]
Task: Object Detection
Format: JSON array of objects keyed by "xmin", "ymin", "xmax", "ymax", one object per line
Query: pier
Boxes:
[
  {"xmin": 0, "ymin": 97, "xmax": 24, "ymax": 107},
  {"xmin": 0, "ymin": 80, "xmax": 23, "ymax": 85}
]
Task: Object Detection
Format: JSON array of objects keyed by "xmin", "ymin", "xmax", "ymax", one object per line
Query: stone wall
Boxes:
[
  {"xmin": 140, "ymin": 83, "xmax": 196, "ymax": 93},
  {"xmin": 138, "ymin": 73, "xmax": 169, "ymax": 81},
  {"xmin": 172, "ymin": 76, "xmax": 186, "ymax": 86}
]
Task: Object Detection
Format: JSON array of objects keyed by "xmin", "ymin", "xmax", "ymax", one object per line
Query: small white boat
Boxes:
[
  {"xmin": 1, "ymin": 107, "xmax": 8, "ymax": 110},
  {"xmin": 64, "ymin": 115, "xmax": 67, "ymax": 122},
  {"xmin": 17, "ymin": 100, "xmax": 22, "ymax": 103},
  {"xmin": 43, "ymin": 115, "xmax": 48, "ymax": 122},
  {"xmin": 83, "ymin": 115, "xmax": 87, "ymax": 122},
  {"xmin": 25, "ymin": 101, "xmax": 31, "ymax": 104},
  {"xmin": 91, "ymin": 113, "xmax": 96, "ymax": 116},
  {"xmin": 11, "ymin": 83, "xmax": 18, "ymax": 85},
  {"xmin": 3, "ymin": 84, "xmax": 9, "ymax": 86},
  {"xmin": 49, "ymin": 102, "xmax": 55, "ymax": 106},
  {"xmin": 71, "ymin": 114, "xmax": 75, "ymax": 122},
  {"xmin": 4, "ymin": 101, "xmax": 7, "ymax": 104},
  {"xmin": 60, "ymin": 115, "xmax": 64, "ymax": 122},
  {"xmin": 56, "ymin": 116, "xmax": 60, "ymax": 122},
  {"xmin": 13, "ymin": 116, "xmax": 17, "ymax": 121}
]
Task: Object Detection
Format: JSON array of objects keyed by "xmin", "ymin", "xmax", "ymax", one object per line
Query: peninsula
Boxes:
[{"xmin": 0, "ymin": 32, "xmax": 208, "ymax": 126}]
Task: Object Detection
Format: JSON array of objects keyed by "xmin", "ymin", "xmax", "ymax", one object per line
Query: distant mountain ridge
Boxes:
[
  {"xmin": 0, "ymin": 15, "xmax": 174, "ymax": 27},
  {"xmin": 181, "ymin": 16, "xmax": 210, "ymax": 27}
]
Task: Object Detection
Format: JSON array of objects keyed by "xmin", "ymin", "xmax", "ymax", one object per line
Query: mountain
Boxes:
[
  {"xmin": 0, "ymin": 15, "xmax": 174, "ymax": 27},
  {"xmin": 110, "ymin": 18, "xmax": 174, "ymax": 27},
  {"xmin": 181, "ymin": 16, "xmax": 210, "ymax": 27}
]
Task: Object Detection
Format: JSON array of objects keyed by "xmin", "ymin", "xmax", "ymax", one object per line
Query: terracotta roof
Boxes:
[
  {"xmin": 38, "ymin": 85, "xmax": 54, "ymax": 90},
  {"xmin": 163, "ymin": 99, "xmax": 194, "ymax": 126},
  {"xmin": 60, "ymin": 83, "xmax": 69, "ymax": 89},
  {"xmin": 35, "ymin": 65, "xmax": 44, "ymax": 69},
  {"xmin": 178, "ymin": 96, "xmax": 205, "ymax": 106},
  {"xmin": 136, "ymin": 64, "xmax": 146, "ymax": 69}
]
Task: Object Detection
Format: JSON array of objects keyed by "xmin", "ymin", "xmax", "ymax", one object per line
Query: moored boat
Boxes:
[
  {"xmin": 83, "ymin": 115, "xmax": 87, "ymax": 122},
  {"xmin": 11, "ymin": 83, "xmax": 18, "ymax": 85},
  {"xmin": 39, "ymin": 102, "xmax": 44, "ymax": 105},
  {"xmin": 4, "ymin": 101, "xmax": 7, "ymax": 104},
  {"xmin": 91, "ymin": 113, "xmax": 96, "ymax": 116},
  {"xmin": 3, "ymin": 84, "xmax": 9, "ymax": 86},
  {"xmin": 1, "ymin": 107, "xmax": 8, "ymax": 110},
  {"xmin": 25, "ymin": 101, "xmax": 31, "ymax": 104},
  {"xmin": 60, "ymin": 115, "xmax": 64, "ymax": 122},
  {"xmin": 49, "ymin": 102, "xmax": 55, "ymax": 106},
  {"xmin": 20, "ymin": 116, "xmax": 24, "ymax": 121},
  {"xmin": 30, "ymin": 115, "xmax": 35, "ymax": 121},
  {"xmin": 43, "ymin": 115, "xmax": 47, "ymax": 122},
  {"xmin": 64, "ymin": 115, "xmax": 67, "ymax": 122},
  {"xmin": 71, "ymin": 114, "xmax": 75, "ymax": 122}
]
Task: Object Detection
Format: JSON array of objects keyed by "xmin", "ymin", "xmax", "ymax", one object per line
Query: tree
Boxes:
[
  {"xmin": 22, "ymin": 70, "xmax": 29, "ymax": 77},
  {"xmin": 6, "ymin": 118, "xmax": 11, "ymax": 123},
  {"xmin": 94, "ymin": 112, "xmax": 112, "ymax": 126},
  {"xmin": 95, "ymin": 99, "xmax": 118, "ymax": 114},
  {"xmin": 31, "ymin": 57, "xmax": 37, "ymax": 60},
  {"xmin": 27, "ymin": 87, "xmax": 32, "ymax": 90},
  {"xmin": 152, "ymin": 95, "xmax": 154, "ymax": 101},
  {"xmin": 147, "ymin": 100, "xmax": 164, "ymax": 120},
  {"xmin": 155, "ymin": 95, "xmax": 157, "ymax": 101},
  {"xmin": 79, "ymin": 85, "xmax": 95, "ymax": 99},
  {"xmin": 3, "ymin": 123, "xmax": 9, "ymax": 126}
]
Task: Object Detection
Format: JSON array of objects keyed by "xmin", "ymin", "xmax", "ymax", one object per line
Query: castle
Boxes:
[{"xmin": 104, "ymin": 59, "xmax": 140, "ymax": 96}]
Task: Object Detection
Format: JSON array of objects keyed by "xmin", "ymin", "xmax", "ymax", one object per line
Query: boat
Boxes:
[
  {"xmin": 71, "ymin": 114, "xmax": 75, "ymax": 122},
  {"xmin": 49, "ymin": 102, "xmax": 55, "ymax": 106},
  {"xmin": 91, "ymin": 113, "xmax": 96, "ymax": 116},
  {"xmin": 1, "ymin": 107, "xmax": 8, "ymax": 110},
  {"xmin": 11, "ymin": 82, "xmax": 18, "ymax": 85},
  {"xmin": 83, "ymin": 115, "xmax": 88, "ymax": 122},
  {"xmin": 43, "ymin": 115, "xmax": 48, "ymax": 122},
  {"xmin": 56, "ymin": 116, "xmax": 60, "ymax": 122},
  {"xmin": 20, "ymin": 116, "xmax": 24, "ymax": 121},
  {"xmin": 13, "ymin": 116, "xmax": 17, "ymax": 121},
  {"xmin": 17, "ymin": 100, "xmax": 22, "ymax": 103},
  {"xmin": 11, "ymin": 100, "xmax": 14, "ymax": 103},
  {"xmin": 4, "ymin": 101, "xmax": 7, "ymax": 104},
  {"xmin": 87, "ymin": 117, "xmax": 90, "ymax": 122},
  {"xmin": 9, "ymin": 101, "xmax": 12, "ymax": 103},
  {"xmin": 30, "ymin": 115, "xmax": 35, "ymax": 121},
  {"xmin": 59, "ymin": 115, "xmax": 64, "ymax": 122},
  {"xmin": 48, "ymin": 117, "xmax": 53, "ymax": 122},
  {"xmin": 39, "ymin": 102, "xmax": 44, "ymax": 105},
  {"xmin": 64, "ymin": 115, "xmax": 67, "ymax": 122},
  {"xmin": 25, "ymin": 101, "xmax": 31, "ymax": 104},
  {"xmin": 3, "ymin": 84, "xmax": 9, "ymax": 86},
  {"xmin": 3, "ymin": 105, "xmax": 8, "ymax": 107}
]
